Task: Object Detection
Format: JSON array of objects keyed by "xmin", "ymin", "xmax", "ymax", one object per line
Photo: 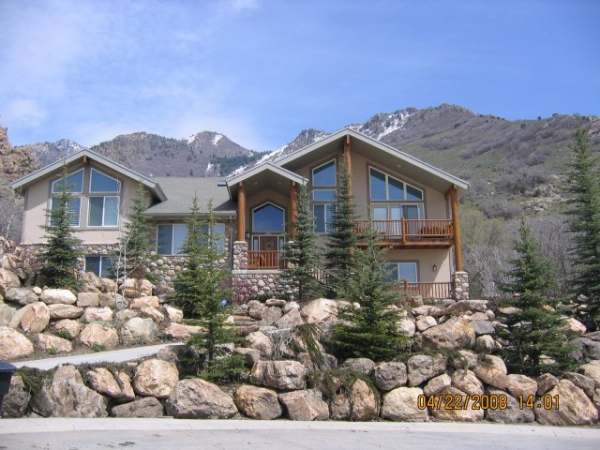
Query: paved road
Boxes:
[
  {"xmin": 12, "ymin": 342, "xmax": 182, "ymax": 370},
  {"xmin": 0, "ymin": 419, "xmax": 598, "ymax": 450}
]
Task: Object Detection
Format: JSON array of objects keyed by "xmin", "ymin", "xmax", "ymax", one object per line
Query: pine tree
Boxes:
[
  {"xmin": 565, "ymin": 129, "xmax": 600, "ymax": 330},
  {"xmin": 330, "ymin": 232, "xmax": 409, "ymax": 361},
  {"xmin": 284, "ymin": 184, "xmax": 322, "ymax": 301},
  {"xmin": 39, "ymin": 168, "xmax": 82, "ymax": 289},
  {"xmin": 325, "ymin": 164, "xmax": 358, "ymax": 298},
  {"xmin": 118, "ymin": 183, "xmax": 153, "ymax": 278},
  {"xmin": 499, "ymin": 220, "xmax": 574, "ymax": 376},
  {"xmin": 174, "ymin": 198, "xmax": 232, "ymax": 367}
]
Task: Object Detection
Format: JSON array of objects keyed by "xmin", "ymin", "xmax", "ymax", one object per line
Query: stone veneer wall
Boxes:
[{"xmin": 452, "ymin": 271, "xmax": 470, "ymax": 300}]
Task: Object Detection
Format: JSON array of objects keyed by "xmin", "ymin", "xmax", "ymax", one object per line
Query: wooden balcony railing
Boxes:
[
  {"xmin": 391, "ymin": 281, "xmax": 454, "ymax": 299},
  {"xmin": 354, "ymin": 219, "xmax": 453, "ymax": 242},
  {"xmin": 247, "ymin": 250, "xmax": 285, "ymax": 269}
]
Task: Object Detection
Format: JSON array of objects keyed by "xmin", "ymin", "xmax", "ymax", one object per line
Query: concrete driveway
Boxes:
[{"xmin": 0, "ymin": 419, "xmax": 598, "ymax": 450}]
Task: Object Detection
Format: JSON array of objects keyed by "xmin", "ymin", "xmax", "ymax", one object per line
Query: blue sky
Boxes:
[{"xmin": 0, "ymin": 0, "xmax": 598, "ymax": 150}]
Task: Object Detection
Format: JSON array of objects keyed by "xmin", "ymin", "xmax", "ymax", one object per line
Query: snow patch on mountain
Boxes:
[{"xmin": 212, "ymin": 133, "xmax": 223, "ymax": 145}]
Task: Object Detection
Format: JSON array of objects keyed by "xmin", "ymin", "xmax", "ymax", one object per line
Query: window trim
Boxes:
[
  {"xmin": 50, "ymin": 168, "xmax": 85, "ymax": 194},
  {"xmin": 89, "ymin": 167, "xmax": 121, "ymax": 193},
  {"xmin": 49, "ymin": 195, "xmax": 82, "ymax": 228},
  {"xmin": 251, "ymin": 201, "xmax": 286, "ymax": 235},
  {"xmin": 368, "ymin": 166, "xmax": 424, "ymax": 202},
  {"xmin": 384, "ymin": 260, "xmax": 420, "ymax": 283},
  {"xmin": 88, "ymin": 195, "xmax": 120, "ymax": 228}
]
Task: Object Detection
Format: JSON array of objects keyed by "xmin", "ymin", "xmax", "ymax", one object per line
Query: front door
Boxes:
[{"xmin": 258, "ymin": 235, "xmax": 278, "ymax": 251}]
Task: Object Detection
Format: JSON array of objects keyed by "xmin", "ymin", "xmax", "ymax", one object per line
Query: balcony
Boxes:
[
  {"xmin": 247, "ymin": 250, "xmax": 286, "ymax": 269},
  {"xmin": 354, "ymin": 219, "xmax": 454, "ymax": 247},
  {"xmin": 391, "ymin": 281, "xmax": 454, "ymax": 299}
]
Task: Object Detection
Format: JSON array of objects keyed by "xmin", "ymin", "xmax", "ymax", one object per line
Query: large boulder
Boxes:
[
  {"xmin": 0, "ymin": 268, "xmax": 20, "ymax": 296},
  {"xmin": 373, "ymin": 361, "xmax": 408, "ymax": 391},
  {"xmin": 36, "ymin": 333, "xmax": 73, "ymax": 353},
  {"xmin": 451, "ymin": 370, "xmax": 484, "ymax": 396},
  {"xmin": 82, "ymin": 306, "xmax": 113, "ymax": 322},
  {"xmin": 537, "ymin": 373, "xmax": 559, "ymax": 395},
  {"xmin": 1, "ymin": 375, "xmax": 31, "ymax": 417},
  {"xmin": 111, "ymin": 397, "xmax": 164, "ymax": 417},
  {"xmin": 341, "ymin": 358, "xmax": 375, "ymax": 376},
  {"xmin": 86, "ymin": 368, "xmax": 135, "ymax": 402},
  {"xmin": 444, "ymin": 300, "xmax": 488, "ymax": 315},
  {"xmin": 129, "ymin": 296, "xmax": 161, "ymax": 310},
  {"xmin": 250, "ymin": 360, "xmax": 307, "ymax": 390},
  {"xmin": 423, "ymin": 374, "xmax": 451, "ymax": 396},
  {"xmin": 486, "ymin": 389, "xmax": 535, "ymax": 423},
  {"xmin": 163, "ymin": 323, "xmax": 204, "ymax": 340},
  {"xmin": 397, "ymin": 318, "xmax": 416, "ymax": 337},
  {"xmin": 79, "ymin": 271, "xmax": 103, "ymax": 292},
  {"xmin": 53, "ymin": 319, "xmax": 82, "ymax": 339},
  {"xmin": 17, "ymin": 302, "xmax": 50, "ymax": 333},
  {"xmin": 79, "ymin": 323, "xmax": 119, "ymax": 349},
  {"xmin": 579, "ymin": 360, "xmax": 600, "ymax": 386},
  {"xmin": 120, "ymin": 317, "xmax": 158, "ymax": 345},
  {"xmin": 0, "ymin": 303, "xmax": 16, "ymax": 326},
  {"xmin": 348, "ymin": 379, "xmax": 379, "ymax": 420},
  {"xmin": 381, "ymin": 387, "xmax": 428, "ymax": 421},
  {"xmin": 233, "ymin": 385, "xmax": 282, "ymax": 420},
  {"xmin": 139, "ymin": 306, "xmax": 165, "ymax": 322},
  {"xmin": 164, "ymin": 305, "xmax": 183, "ymax": 323},
  {"xmin": 421, "ymin": 318, "xmax": 476, "ymax": 350},
  {"xmin": 301, "ymin": 298, "xmax": 343, "ymax": 324},
  {"xmin": 166, "ymin": 378, "xmax": 237, "ymax": 419},
  {"xmin": 77, "ymin": 292, "xmax": 100, "ymax": 307},
  {"xmin": 431, "ymin": 387, "xmax": 484, "ymax": 422},
  {"xmin": 121, "ymin": 278, "xmax": 154, "ymax": 298},
  {"xmin": 31, "ymin": 365, "xmax": 107, "ymax": 417},
  {"xmin": 474, "ymin": 355, "xmax": 508, "ymax": 389},
  {"xmin": 244, "ymin": 331, "xmax": 273, "ymax": 358},
  {"xmin": 505, "ymin": 374, "xmax": 538, "ymax": 399},
  {"xmin": 48, "ymin": 304, "xmax": 83, "ymax": 320},
  {"xmin": 4, "ymin": 287, "xmax": 38, "ymax": 305},
  {"xmin": 0, "ymin": 326, "xmax": 34, "ymax": 359},
  {"xmin": 407, "ymin": 354, "xmax": 446, "ymax": 386},
  {"xmin": 275, "ymin": 308, "xmax": 304, "ymax": 329},
  {"xmin": 134, "ymin": 359, "xmax": 179, "ymax": 398},
  {"xmin": 535, "ymin": 379, "xmax": 598, "ymax": 425},
  {"xmin": 40, "ymin": 289, "xmax": 77, "ymax": 305},
  {"xmin": 278, "ymin": 389, "xmax": 329, "ymax": 421}
]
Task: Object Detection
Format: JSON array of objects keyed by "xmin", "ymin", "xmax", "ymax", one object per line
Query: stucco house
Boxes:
[{"xmin": 10, "ymin": 128, "xmax": 469, "ymax": 302}]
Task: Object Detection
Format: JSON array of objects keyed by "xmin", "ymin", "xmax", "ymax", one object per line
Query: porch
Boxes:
[{"xmin": 354, "ymin": 219, "xmax": 454, "ymax": 247}]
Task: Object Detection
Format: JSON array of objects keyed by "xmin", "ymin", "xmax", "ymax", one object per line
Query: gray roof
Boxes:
[{"xmin": 144, "ymin": 177, "xmax": 235, "ymax": 217}]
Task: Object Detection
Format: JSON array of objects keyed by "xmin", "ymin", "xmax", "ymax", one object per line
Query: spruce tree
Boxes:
[
  {"xmin": 499, "ymin": 220, "xmax": 574, "ymax": 376},
  {"xmin": 330, "ymin": 231, "xmax": 409, "ymax": 361},
  {"xmin": 325, "ymin": 164, "xmax": 358, "ymax": 298},
  {"xmin": 174, "ymin": 198, "xmax": 232, "ymax": 368},
  {"xmin": 118, "ymin": 183, "xmax": 153, "ymax": 278},
  {"xmin": 284, "ymin": 184, "xmax": 322, "ymax": 301},
  {"xmin": 565, "ymin": 129, "xmax": 600, "ymax": 330},
  {"xmin": 39, "ymin": 168, "xmax": 82, "ymax": 289}
]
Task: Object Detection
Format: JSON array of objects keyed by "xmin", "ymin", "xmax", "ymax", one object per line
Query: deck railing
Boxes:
[
  {"xmin": 247, "ymin": 250, "xmax": 286, "ymax": 269},
  {"xmin": 391, "ymin": 281, "xmax": 454, "ymax": 299},
  {"xmin": 354, "ymin": 219, "xmax": 453, "ymax": 241}
]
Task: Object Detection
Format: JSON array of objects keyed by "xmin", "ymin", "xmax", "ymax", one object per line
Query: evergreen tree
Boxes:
[
  {"xmin": 499, "ymin": 220, "xmax": 574, "ymax": 376},
  {"xmin": 565, "ymin": 129, "xmax": 600, "ymax": 330},
  {"xmin": 330, "ymin": 232, "xmax": 409, "ymax": 361},
  {"xmin": 118, "ymin": 183, "xmax": 153, "ymax": 278},
  {"xmin": 325, "ymin": 164, "xmax": 358, "ymax": 298},
  {"xmin": 284, "ymin": 184, "xmax": 322, "ymax": 301},
  {"xmin": 39, "ymin": 167, "xmax": 82, "ymax": 289},
  {"xmin": 174, "ymin": 198, "xmax": 232, "ymax": 366}
]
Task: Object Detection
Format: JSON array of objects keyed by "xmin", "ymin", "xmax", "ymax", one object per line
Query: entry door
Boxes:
[{"xmin": 259, "ymin": 236, "xmax": 278, "ymax": 251}]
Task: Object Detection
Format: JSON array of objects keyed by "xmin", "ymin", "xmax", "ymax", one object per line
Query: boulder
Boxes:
[
  {"xmin": 139, "ymin": 306, "xmax": 165, "ymax": 322},
  {"xmin": 283, "ymin": 301, "xmax": 300, "ymax": 313},
  {"xmin": 297, "ymin": 351, "xmax": 338, "ymax": 372},
  {"xmin": 573, "ymin": 337, "xmax": 600, "ymax": 362},
  {"xmin": 470, "ymin": 320, "xmax": 495, "ymax": 336},
  {"xmin": 278, "ymin": 389, "xmax": 329, "ymax": 421},
  {"xmin": 115, "ymin": 309, "xmax": 139, "ymax": 322},
  {"xmin": 245, "ymin": 331, "xmax": 273, "ymax": 358},
  {"xmin": 36, "ymin": 333, "xmax": 73, "ymax": 353},
  {"xmin": 134, "ymin": 359, "xmax": 179, "ymax": 398},
  {"xmin": 48, "ymin": 304, "xmax": 83, "ymax": 320},
  {"xmin": 416, "ymin": 316, "xmax": 437, "ymax": 331},
  {"xmin": 431, "ymin": 387, "xmax": 484, "ymax": 422},
  {"xmin": 505, "ymin": 374, "xmax": 538, "ymax": 399},
  {"xmin": 450, "ymin": 349, "xmax": 478, "ymax": 370},
  {"xmin": 474, "ymin": 355, "xmax": 508, "ymax": 389},
  {"xmin": 341, "ymin": 358, "xmax": 375, "ymax": 376},
  {"xmin": 4, "ymin": 287, "xmax": 38, "ymax": 305},
  {"xmin": 82, "ymin": 307, "xmax": 113, "ymax": 322},
  {"xmin": 129, "ymin": 296, "xmax": 161, "ymax": 309},
  {"xmin": 422, "ymin": 318, "xmax": 475, "ymax": 350},
  {"xmin": 53, "ymin": 319, "xmax": 81, "ymax": 339},
  {"xmin": 250, "ymin": 360, "xmax": 307, "ymax": 390},
  {"xmin": 0, "ymin": 303, "xmax": 16, "ymax": 326},
  {"xmin": 579, "ymin": 361, "xmax": 600, "ymax": 386},
  {"xmin": 275, "ymin": 308, "xmax": 304, "ymax": 329},
  {"xmin": 265, "ymin": 298, "xmax": 286, "ymax": 307},
  {"xmin": 164, "ymin": 305, "xmax": 183, "ymax": 323},
  {"xmin": 247, "ymin": 300, "xmax": 266, "ymax": 320},
  {"xmin": 79, "ymin": 323, "xmax": 119, "ymax": 349},
  {"xmin": 535, "ymin": 379, "xmax": 598, "ymax": 425},
  {"xmin": 330, "ymin": 392, "xmax": 351, "ymax": 420},
  {"xmin": 120, "ymin": 317, "xmax": 158, "ymax": 345},
  {"xmin": 423, "ymin": 374, "xmax": 451, "ymax": 396},
  {"xmin": 1, "ymin": 375, "xmax": 31, "ymax": 417},
  {"xmin": 349, "ymin": 378, "xmax": 379, "ymax": 420},
  {"xmin": 0, "ymin": 268, "xmax": 20, "ymax": 296},
  {"xmin": 233, "ymin": 385, "xmax": 282, "ymax": 420},
  {"xmin": 121, "ymin": 278, "xmax": 154, "ymax": 298},
  {"xmin": 31, "ymin": 365, "xmax": 107, "ymax": 417},
  {"xmin": 163, "ymin": 323, "xmax": 204, "ymax": 340},
  {"xmin": 100, "ymin": 293, "xmax": 127, "ymax": 309},
  {"xmin": 301, "ymin": 298, "xmax": 342, "ymax": 324},
  {"xmin": 166, "ymin": 378, "xmax": 237, "ymax": 419},
  {"xmin": 475, "ymin": 335, "xmax": 495, "ymax": 352},
  {"xmin": 260, "ymin": 306, "xmax": 283, "ymax": 326},
  {"xmin": 565, "ymin": 317, "xmax": 586, "ymax": 336},
  {"xmin": 40, "ymin": 289, "xmax": 77, "ymax": 305},
  {"xmin": 111, "ymin": 397, "xmax": 164, "ymax": 417},
  {"xmin": 486, "ymin": 389, "xmax": 535, "ymax": 423},
  {"xmin": 407, "ymin": 354, "xmax": 446, "ymax": 386},
  {"xmin": 77, "ymin": 292, "xmax": 100, "ymax": 307},
  {"xmin": 563, "ymin": 372, "xmax": 596, "ymax": 399},
  {"xmin": 536, "ymin": 373, "xmax": 559, "ymax": 395},
  {"xmin": 397, "ymin": 318, "xmax": 416, "ymax": 337},
  {"xmin": 116, "ymin": 371, "xmax": 136, "ymax": 401},
  {"xmin": 233, "ymin": 347, "xmax": 262, "ymax": 367},
  {"xmin": 79, "ymin": 271, "xmax": 103, "ymax": 292},
  {"xmin": 381, "ymin": 387, "xmax": 428, "ymax": 421},
  {"xmin": 451, "ymin": 370, "xmax": 484, "ymax": 396},
  {"xmin": 444, "ymin": 300, "xmax": 488, "ymax": 315},
  {"xmin": 17, "ymin": 302, "xmax": 50, "ymax": 333},
  {"xmin": 373, "ymin": 361, "xmax": 408, "ymax": 391},
  {"xmin": 86, "ymin": 368, "xmax": 134, "ymax": 401}
]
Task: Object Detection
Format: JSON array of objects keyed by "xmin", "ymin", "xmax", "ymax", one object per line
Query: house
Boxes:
[{"xmin": 10, "ymin": 128, "xmax": 469, "ymax": 302}]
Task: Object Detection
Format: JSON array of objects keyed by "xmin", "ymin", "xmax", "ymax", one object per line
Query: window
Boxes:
[
  {"xmin": 50, "ymin": 169, "xmax": 84, "ymax": 227},
  {"xmin": 369, "ymin": 168, "xmax": 423, "ymax": 202},
  {"xmin": 90, "ymin": 168, "xmax": 120, "ymax": 193},
  {"xmin": 252, "ymin": 203, "xmax": 285, "ymax": 234},
  {"xmin": 88, "ymin": 169, "xmax": 120, "ymax": 227},
  {"xmin": 384, "ymin": 262, "xmax": 418, "ymax": 283},
  {"xmin": 157, "ymin": 223, "xmax": 226, "ymax": 255},
  {"xmin": 312, "ymin": 160, "xmax": 336, "ymax": 233},
  {"xmin": 50, "ymin": 197, "xmax": 81, "ymax": 226},
  {"xmin": 85, "ymin": 255, "xmax": 114, "ymax": 278}
]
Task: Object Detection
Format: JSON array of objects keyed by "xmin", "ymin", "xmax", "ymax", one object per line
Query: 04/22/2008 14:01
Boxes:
[{"xmin": 417, "ymin": 394, "xmax": 560, "ymax": 411}]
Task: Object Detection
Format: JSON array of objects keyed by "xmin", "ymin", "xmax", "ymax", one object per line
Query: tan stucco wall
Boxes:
[
  {"xmin": 20, "ymin": 161, "xmax": 148, "ymax": 245},
  {"xmin": 384, "ymin": 248, "xmax": 451, "ymax": 283},
  {"xmin": 244, "ymin": 188, "xmax": 293, "ymax": 237}
]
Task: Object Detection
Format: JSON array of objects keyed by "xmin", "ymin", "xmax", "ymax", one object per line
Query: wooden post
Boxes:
[
  {"xmin": 290, "ymin": 182, "xmax": 298, "ymax": 238},
  {"xmin": 237, "ymin": 181, "xmax": 246, "ymax": 241},
  {"xmin": 449, "ymin": 185, "xmax": 464, "ymax": 271},
  {"xmin": 343, "ymin": 135, "xmax": 352, "ymax": 193}
]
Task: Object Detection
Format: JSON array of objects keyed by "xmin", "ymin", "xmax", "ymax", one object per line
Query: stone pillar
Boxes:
[
  {"xmin": 453, "ymin": 271, "xmax": 470, "ymax": 300},
  {"xmin": 233, "ymin": 240, "xmax": 248, "ymax": 270}
]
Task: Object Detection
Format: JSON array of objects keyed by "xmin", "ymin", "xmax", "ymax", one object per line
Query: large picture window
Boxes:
[
  {"xmin": 312, "ymin": 160, "xmax": 336, "ymax": 233},
  {"xmin": 50, "ymin": 169, "xmax": 84, "ymax": 226},
  {"xmin": 384, "ymin": 261, "xmax": 418, "ymax": 283},
  {"xmin": 157, "ymin": 223, "xmax": 226, "ymax": 255},
  {"xmin": 252, "ymin": 203, "xmax": 285, "ymax": 234},
  {"xmin": 369, "ymin": 168, "xmax": 423, "ymax": 202}
]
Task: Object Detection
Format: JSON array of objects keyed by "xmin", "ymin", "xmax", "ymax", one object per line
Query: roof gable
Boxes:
[{"xmin": 226, "ymin": 161, "xmax": 308, "ymax": 187}]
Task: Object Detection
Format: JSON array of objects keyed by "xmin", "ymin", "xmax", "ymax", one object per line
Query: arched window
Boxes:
[{"xmin": 252, "ymin": 202, "xmax": 285, "ymax": 234}]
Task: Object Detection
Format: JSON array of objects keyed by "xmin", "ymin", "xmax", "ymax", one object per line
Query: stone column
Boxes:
[
  {"xmin": 233, "ymin": 240, "xmax": 248, "ymax": 271},
  {"xmin": 453, "ymin": 271, "xmax": 470, "ymax": 300}
]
